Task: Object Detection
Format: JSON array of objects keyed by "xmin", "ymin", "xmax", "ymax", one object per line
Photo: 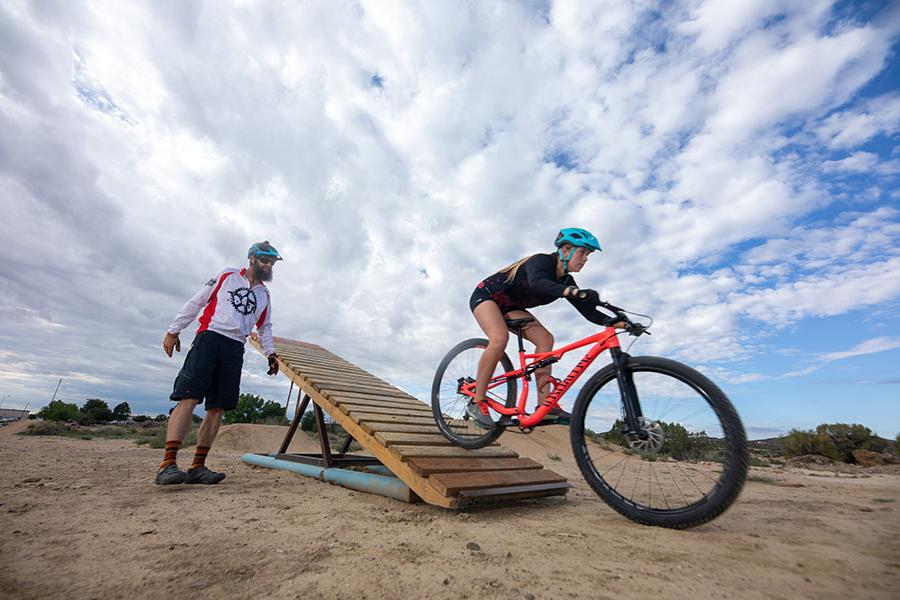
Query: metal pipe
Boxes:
[{"xmin": 241, "ymin": 453, "xmax": 414, "ymax": 503}]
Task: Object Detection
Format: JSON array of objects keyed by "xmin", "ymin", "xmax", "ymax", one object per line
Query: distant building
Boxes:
[{"xmin": 0, "ymin": 408, "xmax": 29, "ymax": 422}]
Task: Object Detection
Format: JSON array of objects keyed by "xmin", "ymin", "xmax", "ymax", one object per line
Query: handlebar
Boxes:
[{"xmin": 575, "ymin": 291, "xmax": 651, "ymax": 337}]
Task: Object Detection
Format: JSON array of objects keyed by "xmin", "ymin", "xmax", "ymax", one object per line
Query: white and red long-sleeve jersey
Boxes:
[{"xmin": 167, "ymin": 268, "xmax": 274, "ymax": 356}]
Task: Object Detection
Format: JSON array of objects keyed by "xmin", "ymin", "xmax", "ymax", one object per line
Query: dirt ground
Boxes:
[{"xmin": 2, "ymin": 419, "xmax": 898, "ymax": 600}]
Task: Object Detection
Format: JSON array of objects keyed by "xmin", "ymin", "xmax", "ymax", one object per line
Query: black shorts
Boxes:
[
  {"xmin": 469, "ymin": 286, "xmax": 523, "ymax": 314},
  {"xmin": 170, "ymin": 331, "xmax": 244, "ymax": 411}
]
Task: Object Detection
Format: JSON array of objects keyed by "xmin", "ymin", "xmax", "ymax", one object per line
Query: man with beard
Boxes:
[{"xmin": 155, "ymin": 241, "xmax": 282, "ymax": 485}]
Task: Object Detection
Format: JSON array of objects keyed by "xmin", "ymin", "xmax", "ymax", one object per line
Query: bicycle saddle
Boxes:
[{"xmin": 505, "ymin": 317, "xmax": 535, "ymax": 331}]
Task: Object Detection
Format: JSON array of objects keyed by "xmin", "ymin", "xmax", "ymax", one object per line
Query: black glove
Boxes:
[
  {"xmin": 267, "ymin": 353, "xmax": 279, "ymax": 376},
  {"xmin": 576, "ymin": 288, "xmax": 601, "ymax": 306}
]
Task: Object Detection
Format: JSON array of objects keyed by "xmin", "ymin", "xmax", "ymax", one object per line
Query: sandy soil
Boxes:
[{"xmin": 2, "ymin": 419, "xmax": 898, "ymax": 600}]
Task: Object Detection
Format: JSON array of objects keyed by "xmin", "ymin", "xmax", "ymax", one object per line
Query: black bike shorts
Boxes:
[
  {"xmin": 170, "ymin": 331, "xmax": 244, "ymax": 411},
  {"xmin": 469, "ymin": 285, "xmax": 523, "ymax": 314}
]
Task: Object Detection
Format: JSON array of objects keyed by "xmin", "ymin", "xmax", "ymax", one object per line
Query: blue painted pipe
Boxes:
[{"xmin": 241, "ymin": 453, "xmax": 414, "ymax": 503}]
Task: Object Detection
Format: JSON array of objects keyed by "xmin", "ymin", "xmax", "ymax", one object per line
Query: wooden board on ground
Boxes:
[
  {"xmin": 249, "ymin": 335, "xmax": 571, "ymax": 508},
  {"xmin": 429, "ymin": 468, "xmax": 568, "ymax": 496},
  {"xmin": 406, "ymin": 457, "xmax": 545, "ymax": 476}
]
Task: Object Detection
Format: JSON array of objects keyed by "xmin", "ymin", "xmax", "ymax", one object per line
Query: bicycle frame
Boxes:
[{"xmin": 460, "ymin": 326, "xmax": 629, "ymax": 429}]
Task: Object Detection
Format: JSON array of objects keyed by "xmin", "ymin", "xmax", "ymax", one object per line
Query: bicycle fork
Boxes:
[{"xmin": 610, "ymin": 347, "xmax": 648, "ymax": 440}]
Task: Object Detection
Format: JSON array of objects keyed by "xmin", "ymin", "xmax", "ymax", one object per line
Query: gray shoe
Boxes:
[
  {"xmin": 155, "ymin": 464, "xmax": 187, "ymax": 485},
  {"xmin": 465, "ymin": 401, "xmax": 496, "ymax": 430},
  {"xmin": 185, "ymin": 465, "xmax": 226, "ymax": 485},
  {"xmin": 540, "ymin": 406, "xmax": 571, "ymax": 425}
]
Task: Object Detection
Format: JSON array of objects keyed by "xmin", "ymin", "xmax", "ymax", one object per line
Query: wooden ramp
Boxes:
[{"xmin": 251, "ymin": 336, "xmax": 571, "ymax": 508}]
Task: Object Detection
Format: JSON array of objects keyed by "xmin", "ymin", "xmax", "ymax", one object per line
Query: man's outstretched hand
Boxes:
[
  {"xmin": 163, "ymin": 333, "xmax": 181, "ymax": 357},
  {"xmin": 267, "ymin": 353, "xmax": 279, "ymax": 376}
]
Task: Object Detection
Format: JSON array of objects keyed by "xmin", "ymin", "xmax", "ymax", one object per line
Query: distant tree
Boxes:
[
  {"xmin": 37, "ymin": 400, "xmax": 80, "ymax": 422},
  {"xmin": 112, "ymin": 402, "xmax": 131, "ymax": 421},
  {"xmin": 154, "ymin": 414, "xmax": 168, "ymax": 422},
  {"xmin": 81, "ymin": 399, "xmax": 114, "ymax": 424},
  {"xmin": 260, "ymin": 400, "xmax": 285, "ymax": 423},
  {"xmin": 896, "ymin": 433, "xmax": 899, "ymax": 456},
  {"xmin": 300, "ymin": 410, "xmax": 316, "ymax": 432},
  {"xmin": 132, "ymin": 415, "xmax": 150, "ymax": 423},
  {"xmin": 224, "ymin": 394, "xmax": 264, "ymax": 424},
  {"xmin": 815, "ymin": 423, "xmax": 885, "ymax": 462},
  {"xmin": 780, "ymin": 429, "xmax": 840, "ymax": 460}
]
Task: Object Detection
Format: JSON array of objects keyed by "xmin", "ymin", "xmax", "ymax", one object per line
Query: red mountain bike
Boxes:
[{"xmin": 431, "ymin": 302, "xmax": 748, "ymax": 528}]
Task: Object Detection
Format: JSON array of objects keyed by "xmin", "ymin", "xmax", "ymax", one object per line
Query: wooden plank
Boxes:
[
  {"xmin": 284, "ymin": 362, "xmax": 379, "ymax": 379},
  {"xmin": 393, "ymin": 445, "xmax": 518, "ymax": 460},
  {"xmin": 314, "ymin": 382, "xmax": 414, "ymax": 399},
  {"xmin": 374, "ymin": 432, "xmax": 455, "ymax": 447},
  {"xmin": 307, "ymin": 375, "xmax": 407, "ymax": 394},
  {"xmin": 458, "ymin": 482, "xmax": 571, "ymax": 505},
  {"xmin": 355, "ymin": 414, "xmax": 437, "ymax": 425},
  {"xmin": 348, "ymin": 407, "xmax": 434, "ymax": 419},
  {"xmin": 360, "ymin": 423, "xmax": 444, "ymax": 434},
  {"xmin": 277, "ymin": 350, "xmax": 344, "ymax": 364},
  {"xmin": 406, "ymin": 457, "xmax": 545, "ymax": 477},
  {"xmin": 323, "ymin": 390, "xmax": 426, "ymax": 406},
  {"xmin": 330, "ymin": 397, "xmax": 430, "ymax": 412},
  {"xmin": 429, "ymin": 469, "xmax": 567, "ymax": 496},
  {"xmin": 339, "ymin": 401, "xmax": 432, "ymax": 414}
]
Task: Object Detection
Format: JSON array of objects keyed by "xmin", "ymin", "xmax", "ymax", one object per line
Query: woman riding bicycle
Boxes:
[{"xmin": 467, "ymin": 227, "xmax": 621, "ymax": 429}]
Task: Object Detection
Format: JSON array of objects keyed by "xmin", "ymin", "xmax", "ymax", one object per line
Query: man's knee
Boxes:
[
  {"xmin": 205, "ymin": 407, "xmax": 224, "ymax": 419},
  {"xmin": 173, "ymin": 398, "xmax": 199, "ymax": 413}
]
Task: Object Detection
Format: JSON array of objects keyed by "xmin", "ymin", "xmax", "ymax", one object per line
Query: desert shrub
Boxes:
[
  {"xmin": 21, "ymin": 421, "xmax": 73, "ymax": 436},
  {"xmin": 300, "ymin": 410, "xmax": 316, "ymax": 432},
  {"xmin": 596, "ymin": 419, "xmax": 716, "ymax": 460},
  {"xmin": 224, "ymin": 394, "xmax": 284, "ymax": 424},
  {"xmin": 782, "ymin": 423, "xmax": 885, "ymax": 463},
  {"xmin": 36, "ymin": 400, "xmax": 80, "ymax": 422},
  {"xmin": 749, "ymin": 456, "xmax": 771, "ymax": 468},
  {"xmin": 81, "ymin": 399, "xmax": 114, "ymax": 424},
  {"xmin": 816, "ymin": 423, "xmax": 885, "ymax": 462},
  {"xmin": 780, "ymin": 429, "xmax": 841, "ymax": 460},
  {"xmin": 134, "ymin": 425, "xmax": 196, "ymax": 449},
  {"xmin": 895, "ymin": 433, "xmax": 899, "ymax": 456},
  {"xmin": 112, "ymin": 402, "xmax": 131, "ymax": 421}
]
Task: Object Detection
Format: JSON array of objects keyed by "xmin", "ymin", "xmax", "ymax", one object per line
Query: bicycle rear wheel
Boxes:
[
  {"xmin": 570, "ymin": 356, "xmax": 747, "ymax": 528},
  {"xmin": 431, "ymin": 338, "xmax": 517, "ymax": 449}
]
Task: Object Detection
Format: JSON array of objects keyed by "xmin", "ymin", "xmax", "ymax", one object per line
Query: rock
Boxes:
[
  {"xmin": 21, "ymin": 477, "xmax": 41, "ymax": 484},
  {"xmin": 466, "ymin": 542, "xmax": 481, "ymax": 551},
  {"xmin": 852, "ymin": 449, "xmax": 895, "ymax": 467},
  {"xmin": 443, "ymin": 578, "xmax": 449, "ymax": 586}
]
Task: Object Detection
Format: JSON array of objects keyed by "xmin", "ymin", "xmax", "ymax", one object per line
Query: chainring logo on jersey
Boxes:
[{"xmin": 228, "ymin": 287, "xmax": 257, "ymax": 315}]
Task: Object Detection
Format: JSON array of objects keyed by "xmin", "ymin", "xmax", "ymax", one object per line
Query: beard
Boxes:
[{"xmin": 252, "ymin": 262, "xmax": 273, "ymax": 282}]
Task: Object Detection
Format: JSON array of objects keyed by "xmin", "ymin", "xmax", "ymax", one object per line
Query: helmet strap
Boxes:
[{"xmin": 558, "ymin": 248, "xmax": 572, "ymax": 274}]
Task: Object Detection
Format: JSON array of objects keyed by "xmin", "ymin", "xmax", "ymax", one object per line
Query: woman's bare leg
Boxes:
[
  {"xmin": 472, "ymin": 301, "xmax": 509, "ymax": 404},
  {"xmin": 504, "ymin": 310, "xmax": 554, "ymax": 410}
]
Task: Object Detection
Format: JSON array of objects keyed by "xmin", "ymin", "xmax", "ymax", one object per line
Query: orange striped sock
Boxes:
[
  {"xmin": 159, "ymin": 440, "xmax": 181, "ymax": 469},
  {"xmin": 191, "ymin": 446, "xmax": 210, "ymax": 470}
]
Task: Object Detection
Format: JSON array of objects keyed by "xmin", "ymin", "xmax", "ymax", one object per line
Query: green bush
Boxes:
[
  {"xmin": 21, "ymin": 421, "xmax": 73, "ymax": 436},
  {"xmin": 896, "ymin": 433, "xmax": 899, "ymax": 456},
  {"xmin": 780, "ymin": 429, "xmax": 841, "ymax": 460},
  {"xmin": 224, "ymin": 394, "xmax": 285, "ymax": 425},
  {"xmin": 592, "ymin": 419, "xmax": 716, "ymax": 461},
  {"xmin": 81, "ymin": 399, "xmax": 114, "ymax": 423},
  {"xmin": 36, "ymin": 400, "xmax": 80, "ymax": 422},
  {"xmin": 300, "ymin": 410, "xmax": 316, "ymax": 432},
  {"xmin": 134, "ymin": 425, "xmax": 196, "ymax": 449}
]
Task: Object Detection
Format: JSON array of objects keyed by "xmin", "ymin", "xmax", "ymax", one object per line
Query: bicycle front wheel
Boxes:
[
  {"xmin": 431, "ymin": 338, "xmax": 517, "ymax": 449},
  {"xmin": 570, "ymin": 356, "xmax": 747, "ymax": 528}
]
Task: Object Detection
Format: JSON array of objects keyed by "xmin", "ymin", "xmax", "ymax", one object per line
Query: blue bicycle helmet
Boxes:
[
  {"xmin": 248, "ymin": 240, "xmax": 283, "ymax": 261},
  {"xmin": 555, "ymin": 228, "xmax": 601, "ymax": 272}
]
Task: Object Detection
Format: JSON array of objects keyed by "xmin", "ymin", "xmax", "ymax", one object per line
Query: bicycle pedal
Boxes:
[{"xmin": 496, "ymin": 416, "xmax": 517, "ymax": 427}]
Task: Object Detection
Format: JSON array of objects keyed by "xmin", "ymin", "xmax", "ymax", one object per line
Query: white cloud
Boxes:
[{"xmin": 0, "ymin": 1, "xmax": 899, "ymax": 418}]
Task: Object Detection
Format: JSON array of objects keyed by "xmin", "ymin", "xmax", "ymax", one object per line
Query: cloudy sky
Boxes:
[{"xmin": 2, "ymin": 0, "xmax": 898, "ymax": 439}]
